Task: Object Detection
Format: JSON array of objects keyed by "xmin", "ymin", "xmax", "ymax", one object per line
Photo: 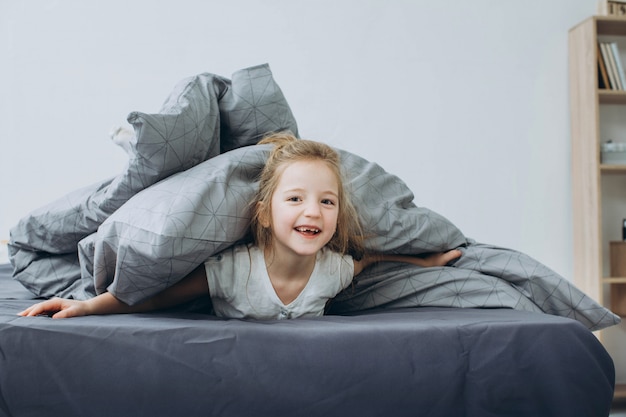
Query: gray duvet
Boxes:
[{"xmin": 7, "ymin": 64, "xmax": 620, "ymax": 331}]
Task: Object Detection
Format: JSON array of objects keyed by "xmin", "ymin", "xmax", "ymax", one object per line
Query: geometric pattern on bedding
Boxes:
[
  {"xmin": 6, "ymin": 64, "xmax": 621, "ymax": 331},
  {"xmin": 330, "ymin": 240, "xmax": 621, "ymax": 331},
  {"xmin": 8, "ymin": 63, "xmax": 298, "ymax": 293}
]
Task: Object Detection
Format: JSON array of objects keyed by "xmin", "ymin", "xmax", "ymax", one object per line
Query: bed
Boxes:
[
  {"xmin": 0, "ymin": 263, "xmax": 617, "ymax": 417},
  {"xmin": 2, "ymin": 64, "xmax": 619, "ymax": 417}
]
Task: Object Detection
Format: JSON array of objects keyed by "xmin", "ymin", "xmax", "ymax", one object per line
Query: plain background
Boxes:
[
  {"xmin": 0, "ymin": 1, "xmax": 596, "ymax": 277},
  {"xmin": 5, "ymin": 0, "xmax": 626, "ymax": 380}
]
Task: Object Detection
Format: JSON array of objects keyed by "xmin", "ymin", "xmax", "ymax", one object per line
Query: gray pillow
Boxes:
[
  {"xmin": 85, "ymin": 144, "xmax": 467, "ymax": 305},
  {"xmin": 220, "ymin": 64, "xmax": 299, "ymax": 152}
]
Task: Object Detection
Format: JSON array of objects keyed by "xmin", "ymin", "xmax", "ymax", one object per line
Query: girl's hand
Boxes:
[
  {"xmin": 354, "ymin": 249, "xmax": 462, "ymax": 276},
  {"xmin": 18, "ymin": 298, "xmax": 91, "ymax": 319},
  {"xmin": 377, "ymin": 249, "xmax": 462, "ymax": 268},
  {"xmin": 419, "ymin": 249, "xmax": 462, "ymax": 267},
  {"xmin": 17, "ymin": 267, "xmax": 210, "ymax": 319}
]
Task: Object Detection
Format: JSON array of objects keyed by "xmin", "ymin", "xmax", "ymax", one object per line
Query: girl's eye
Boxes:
[
  {"xmin": 321, "ymin": 199, "xmax": 336, "ymax": 206},
  {"xmin": 288, "ymin": 196, "xmax": 301, "ymax": 202}
]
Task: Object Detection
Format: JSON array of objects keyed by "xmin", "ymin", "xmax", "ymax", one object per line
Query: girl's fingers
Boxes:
[
  {"xmin": 444, "ymin": 249, "xmax": 462, "ymax": 264},
  {"xmin": 51, "ymin": 307, "xmax": 80, "ymax": 319},
  {"xmin": 17, "ymin": 304, "xmax": 39, "ymax": 316},
  {"xmin": 18, "ymin": 300, "xmax": 61, "ymax": 317},
  {"xmin": 18, "ymin": 298, "xmax": 87, "ymax": 319},
  {"xmin": 447, "ymin": 249, "xmax": 462, "ymax": 261},
  {"xmin": 22, "ymin": 304, "xmax": 45, "ymax": 317},
  {"xmin": 17, "ymin": 307, "xmax": 31, "ymax": 316},
  {"xmin": 431, "ymin": 249, "xmax": 461, "ymax": 267}
]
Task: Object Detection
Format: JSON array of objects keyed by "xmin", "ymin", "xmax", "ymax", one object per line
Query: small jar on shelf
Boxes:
[{"xmin": 601, "ymin": 140, "xmax": 626, "ymax": 164}]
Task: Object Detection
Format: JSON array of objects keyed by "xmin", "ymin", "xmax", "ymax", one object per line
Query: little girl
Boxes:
[{"xmin": 19, "ymin": 133, "xmax": 461, "ymax": 320}]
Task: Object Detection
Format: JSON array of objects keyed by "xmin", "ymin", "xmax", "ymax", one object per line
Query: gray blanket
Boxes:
[{"xmin": 7, "ymin": 64, "xmax": 620, "ymax": 331}]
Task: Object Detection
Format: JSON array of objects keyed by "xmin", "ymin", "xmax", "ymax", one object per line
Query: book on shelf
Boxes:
[
  {"xmin": 606, "ymin": 42, "xmax": 622, "ymax": 89},
  {"xmin": 598, "ymin": 41, "xmax": 626, "ymax": 90},
  {"xmin": 611, "ymin": 42, "xmax": 626, "ymax": 90},
  {"xmin": 598, "ymin": 42, "xmax": 611, "ymax": 89},
  {"xmin": 599, "ymin": 42, "xmax": 618, "ymax": 89}
]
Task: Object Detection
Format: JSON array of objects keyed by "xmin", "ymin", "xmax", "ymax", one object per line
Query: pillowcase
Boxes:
[
  {"xmin": 84, "ymin": 145, "xmax": 467, "ymax": 305},
  {"xmin": 219, "ymin": 64, "xmax": 299, "ymax": 152}
]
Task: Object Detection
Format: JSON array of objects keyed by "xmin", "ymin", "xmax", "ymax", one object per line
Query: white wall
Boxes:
[{"xmin": 0, "ymin": 0, "xmax": 596, "ymax": 279}]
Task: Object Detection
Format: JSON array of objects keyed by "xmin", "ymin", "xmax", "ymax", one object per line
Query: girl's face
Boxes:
[{"xmin": 265, "ymin": 159, "xmax": 340, "ymax": 260}]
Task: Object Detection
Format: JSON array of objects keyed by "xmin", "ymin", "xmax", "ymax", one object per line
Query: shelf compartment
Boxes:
[
  {"xmin": 610, "ymin": 242, "xmax": 626, "ymax": 315},
  {"xmin": 597, "ymin": 16, "xmax": 626, "ymax": 36},
  {"xmin": 601, "ymin": 164, "xmax": 626, "ymax": 173},
  {"xmin": 603, "ymin": 277, "xmax": 626, "ymax": 283},
  {"xmin": 615, "ymin": 383, "xmax": 626, "ymax": 399},
  {"xmin": 599, "ymin": 90, "xmax": 626, "ymax": 104}
]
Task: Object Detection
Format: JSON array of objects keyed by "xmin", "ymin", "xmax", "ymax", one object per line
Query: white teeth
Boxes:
[{"xmin": 296, "ymin": 227, "xmax": 320, "ymax": 233}]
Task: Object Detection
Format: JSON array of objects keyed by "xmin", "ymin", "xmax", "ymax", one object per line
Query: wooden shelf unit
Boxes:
[{"xmin": 569, "ymin": 15, "xmax": 626, "ymax": 400}]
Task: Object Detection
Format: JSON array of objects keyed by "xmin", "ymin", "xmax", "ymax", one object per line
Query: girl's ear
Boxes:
[{"xmin": 257, "ymin": 202, "xmax": 271, "ymax": 228}]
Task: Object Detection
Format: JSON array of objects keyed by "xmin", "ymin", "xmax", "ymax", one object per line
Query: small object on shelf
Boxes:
[
  {"xmin": 598, "ymin": 0, "xmax": 626, "ymax": 16},
  {"xmin": 610, "ymin": 241, "xmax": 626, "ymax": 316},
  {"xmin": 601, "ymin": 140, "xmax": 626, "ymax": 164},
  {"xmin": 623, "ymin": 218, "xmax": 626, "ymax": 241}
]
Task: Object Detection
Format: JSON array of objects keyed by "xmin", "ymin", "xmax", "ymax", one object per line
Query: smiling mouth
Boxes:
[{"xmin": 295, "ymin": 227, "xmax": 321, "ymax": 235}]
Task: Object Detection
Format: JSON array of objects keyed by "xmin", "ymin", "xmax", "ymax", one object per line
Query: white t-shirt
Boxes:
[{"xmin": 204, "ymin": 243, "xmax": 354, "ymax": 320}]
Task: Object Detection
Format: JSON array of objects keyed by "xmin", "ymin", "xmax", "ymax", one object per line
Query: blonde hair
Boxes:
[{"xmin": 251, "ymin": 132, "xmax": 364, "ymax": 260}]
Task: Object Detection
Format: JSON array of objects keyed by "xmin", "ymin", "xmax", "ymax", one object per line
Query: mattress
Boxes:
[{"xmin": 0, "ymin": 263, "xmax": 615, "ymax": 417}]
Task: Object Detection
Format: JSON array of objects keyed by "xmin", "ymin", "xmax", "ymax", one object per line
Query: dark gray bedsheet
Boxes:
[{"xmin": 0, "ymin": 264, "xmax": 615, "ymax": 417}]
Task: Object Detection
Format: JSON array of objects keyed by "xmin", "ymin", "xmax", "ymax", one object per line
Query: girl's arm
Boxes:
[
  {"xmin": 18, "ymin": 265, "xmax": 209, "ymax": 319},
  {"xmin": 352, "ymin": 249, "xmax": 462, "ymax": 276}
]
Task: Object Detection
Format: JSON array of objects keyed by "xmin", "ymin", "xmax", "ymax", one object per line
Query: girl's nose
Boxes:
[{"xmin": 303, "ymin": 201, "xmax": 321, "ymax": 217}]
